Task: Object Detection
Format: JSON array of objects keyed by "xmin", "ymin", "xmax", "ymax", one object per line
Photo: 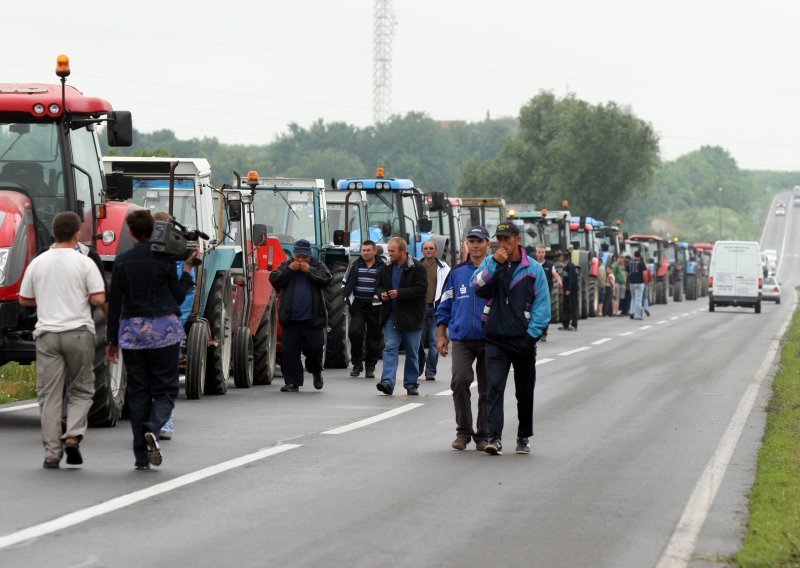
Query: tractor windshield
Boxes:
[
  {"xmin": 252, "ymin": 189, "xmax": 318, "ymax": 245},
  {"xmin": 366, "ymin": 192, "xmax": 398, "ymax": 244},
  {"xmin": 326, "ymin": 201, "xmax": 363, "ymax": 247},
  {"xmin": 129, "ymin": 179, "xmax": 197, "ymax": 228},
  {"xmin": 541, "ymin": 222, "xmax": 562, "ymax": 251},
  {"xmin": 521, "ymin": 222, "xmax": 543, "ymax": 251},
  {"xmin": 459, "ymin": 205, "xmax": 502, "ymax": 241}
]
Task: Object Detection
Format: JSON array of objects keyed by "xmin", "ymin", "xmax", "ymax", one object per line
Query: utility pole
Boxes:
[
  {"xmin": 373, "ymin": 0, "xmax": 395, "ymax": 124},
  {"xmin": 718, "ymin": 187, "xmax": 723, "ymax": 239}
]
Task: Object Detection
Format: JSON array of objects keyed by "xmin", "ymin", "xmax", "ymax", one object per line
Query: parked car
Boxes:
[{"xmin": 762, "ymin": 277, "xmax": 781, "ymax": 304}]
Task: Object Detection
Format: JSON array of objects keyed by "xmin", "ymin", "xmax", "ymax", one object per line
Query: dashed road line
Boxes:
[
  {"xmin": 670, "ymin": 316, "xmax": 679, "ymax": 321},
  {"xmin": 592, "ymin": 338, "xmax": 613, "ymax": 345},
  {"xmin": 322, "ymin": 403, "xmax": 424, "ymax": 434},
  {"xmin": 681, "ymin": 313, "xmax": 690, "ymax": 317},
  {"xmin": 558, "ymin": 347, "xmax": 591, "ymax": 356},
  {"xmin": 536, "ymin": 358, "xmax": 555, "ymax": 366},
  {"xmin": 0, "ymin": 402, "xmax": 37, "ymax": 414},
  {"xmin": 0, "ymin": 443, "xmax": 302, "ymax": 551},
  {"xmin": 618, "ymin": 331, "xmax": 634, "ymax": 337},
  {"xmin": 641, "ymin": 325, "xmax": 653, "ymax": 330},
  {"xmin": 657, "ymin": 320, "xmax": 668, "ymax": 324}
]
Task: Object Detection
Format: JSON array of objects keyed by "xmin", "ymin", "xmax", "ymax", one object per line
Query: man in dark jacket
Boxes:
[
  {"xmin": 375, "ymin": 236, "xmax": 427, "ymax": 396},
  {"xmin": 342, "ymin": 240, "xmax": 385, "ymax": 378},
  {"xmin": 269, "ymin": 239, "xmax": 332, "ymax": 392},
  {"xmin": 560, "ymin": 251, "xmax": 579, "ymax": 331}
]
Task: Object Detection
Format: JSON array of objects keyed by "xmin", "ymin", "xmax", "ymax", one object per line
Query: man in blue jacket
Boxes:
[
  {"xmin": 437, "ymin": 226, "xmax": 491, "ymax": 451},
  {"xmin": 471, "ymin": 221, "xmax": 550, "ymax": 456}
]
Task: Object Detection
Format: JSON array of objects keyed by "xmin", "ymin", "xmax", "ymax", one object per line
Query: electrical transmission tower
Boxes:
[{"xmin": 373, "ymin": 0, "xmax": 395, "ymax": 124}]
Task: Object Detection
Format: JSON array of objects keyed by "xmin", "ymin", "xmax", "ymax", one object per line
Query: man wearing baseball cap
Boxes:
[
  {"xmin": 437, "ymin": 226, "xmax": 491, "ymax": 451},
  {"xmin": 470, "ymin": 220, "xmax": 550, "ymax": 456}
]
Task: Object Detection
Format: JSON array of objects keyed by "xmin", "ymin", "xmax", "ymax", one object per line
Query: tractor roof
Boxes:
[
  {"xmin": 0, "ymin": 84, "xmax": 113, "ymax": 116},
  {"xmin": 336, "ymin": 177, "xmax": 414, "ymax": 191}
]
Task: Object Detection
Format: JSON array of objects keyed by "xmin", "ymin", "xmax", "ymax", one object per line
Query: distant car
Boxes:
[
  {"xmin": 762, "ymin": 277, "xmax": 781, "ymax": 303},
  {"xmin": 776, "ymin": 206, "xmax": 786, "ymax": 216},
  {"xmin": 777, "ymin": 200, "xmax": 787, "ymax": 208},
  {"xmin": 764, "ymin": 249, "xmax": 778, "ymax": 265}
]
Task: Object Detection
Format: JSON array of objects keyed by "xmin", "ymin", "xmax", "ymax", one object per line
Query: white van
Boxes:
[{"xmin": 708, "ymin": 240, "xmax": 762, "ymax": 313}]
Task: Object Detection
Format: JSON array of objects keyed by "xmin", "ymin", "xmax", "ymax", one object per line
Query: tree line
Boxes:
[{"xmin": 102, "ymin": 92, "xmax": 796, "ymax": 243}]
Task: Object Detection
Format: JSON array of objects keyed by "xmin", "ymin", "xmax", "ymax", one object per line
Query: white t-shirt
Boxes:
[{"xmin": 19, "ymin": 248, "xmax": 105, "ymax": 337}]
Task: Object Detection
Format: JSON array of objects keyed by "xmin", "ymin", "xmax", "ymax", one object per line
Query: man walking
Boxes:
[
  {"xmin": 342, "ymin": 240, "xmax": 384, "ymax": 378},
  {"xmin": 534, "ymin": 245, "xmax": 561, "ymax": 341},
  {"xmin": 418, "ymin": 240, "xmax": 449, "ymax": 380},
  {"xmin": 560, "ymin": 251, "xmax": 579, "ymax": 331},
  {"xmin": 471, "ymin": 221, "xmax": 550, "ymax": 456},
  {"xmin": 19, "ymin": 212, "xmax": 106, "ymax": 469},
  {"xmin": 437, "ymin": 227, "xmax": 491, "ymax": 451},
  {"xmin": 627, "ymin": 250, "xmax": 647, "ymax": 320},
  {"xmin": 269, "ymin": 239, "xmax": 332, "ymax": 392},
  {"xmin": 376, "ymin": 237, "xmax": 427, "ymax": 396}
]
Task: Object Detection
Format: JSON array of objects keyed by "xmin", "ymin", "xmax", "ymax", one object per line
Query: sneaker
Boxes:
[
  {"xmin": 474, "ymin": 439, "xmax": 488, "ymax": 452},
  {"xmin": 568, "ymin": 326, "xmax": 578, "ymax": 331},
  {"xmin": 159, "ymin": 430, "xmax": 172, "ymax": 441},
  {"xmin": 485, "ymin": 438, "xmax": 502, "ymax": 455},
  {"xmin": 406, "ymin": 387, "xmax": 419, "ymax": 396},
  {"xmin": 313, "ymin": 373, "xmax": 324, "ymax": 390},
  {"xmin": 350, "ymin": 363, "xmax": 363, "ymax": 377},
  {"xmin": 515, "ymin": 437, "xmax": 531, "ymax": 455},
  {"xmin": 42, "ymin": 458, "xmax": 60, "ymax": 469},
  {"xmin": 365, "ymin": 367, "xmax": 375, "ymax": 379},
  {"xmin": 144, "ymin": 431, "xmax": 162, "ymax": 467},
  {"xmin": 280, "ymin": 384, "xmax": 299, "ymax": 392},
  {"xmin": 376, "ymin": 382, "xmax": 393, "ymax": 395},
  {"xmin": 451, "ymin": 436, "xmax": 470, "ymax": 451},
  {"xmin": 135, "ymin": 464, "xmax": 150, "ymax": 471}
]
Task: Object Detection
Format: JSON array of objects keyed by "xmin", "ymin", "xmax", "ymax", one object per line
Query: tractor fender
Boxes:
[
  {"xmin": 248, "ymin": 271, "xmax": 274, "ymax": 333},
  {"xmin": 199, "ymin": 245, "xmax": 238, "ymax": 315},
  {"xmin": 257, "ymin": 237, "xmax": 288, "ymax": 272}
]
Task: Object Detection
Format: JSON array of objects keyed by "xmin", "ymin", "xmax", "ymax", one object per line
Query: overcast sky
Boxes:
[{"xmin": 3, "ymin": 1, "xmax": 799, "ymax": 171}]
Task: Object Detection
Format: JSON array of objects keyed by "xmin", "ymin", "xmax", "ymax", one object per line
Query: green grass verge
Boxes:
[
  {"xmin": 736, "ymin": 309, "xmax": 800, "ymax": 566},
  {"xmin": 0, "ymin": 362, "xmax": 37, "ymax": 404}
]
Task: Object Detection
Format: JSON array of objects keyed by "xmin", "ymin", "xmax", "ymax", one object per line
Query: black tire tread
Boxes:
[{"xmin": 323, "ymin": 263, "xmax": 350, "ymax": 369}]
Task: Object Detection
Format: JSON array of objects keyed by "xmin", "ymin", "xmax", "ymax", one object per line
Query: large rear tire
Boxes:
[
  {"xmin": 232, "ymin": 327, "xmax": 254, "ymax": 388},
  {"xmin": 203, "ymin": 272, "xmax": 233, "ymax": 395},
  {"xmin": 685, "ymin": 274, "xmax": 697, "ymax": 300},
  {"xmin": 588, "ymin": 278, "xmax": 598, "ymax": 317},
  {"xmin": 655, "ymin": 280, "xmax": 667, "ymax": 304},
  {"xmin": 323, "ymin": 263, "xmax": 350, "ymax": 369},
  {"xmin": 88, "ymin": 307, "xmax": 126, "ymax": 427},
  {"xmin": 550, "ymin": 283, "xmax": 560, "ymax": 323},
  {"xmin": 253, "ymin": 295, "xmax": 277, "ymax": 385},
  {"xmin": 185, "ymin": 321, "xmax": 209, "ymax": 399},
  {"xmin": 673, "ymin": 275, "xmax": 683, "ymax": 302}
]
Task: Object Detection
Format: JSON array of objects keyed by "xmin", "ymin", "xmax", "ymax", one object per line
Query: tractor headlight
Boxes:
[
  {"xmin": 0, "ymin": 247, "xmax": 9, "ymax": 286},
  {"xmin": 102, "ymin": 230, "xmax": 116, "ymax": 244}
]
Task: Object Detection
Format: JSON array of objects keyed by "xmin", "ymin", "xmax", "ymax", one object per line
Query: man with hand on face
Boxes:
[
  {"xmin": 269, "ymin": 239, "xmax": 332, "ymax": 392},
  {"xmin": 471, "ymin": 221, "xmax": 550, "ymax": 456},
  {"xmin": 375, "ymin": 236, "xmax": 427, "ymax": 396}
]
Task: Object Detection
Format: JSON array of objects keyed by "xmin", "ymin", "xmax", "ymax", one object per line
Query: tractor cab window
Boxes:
[
  {"xmin": 541, "ymin": 223, "xmax": 561, "ymax": 251},
  {"xmin": 327, "ymin": 202, "xmax": 362, "ymax": 248},
  {"xmin": 665, "ymin": 246, "xmax": 676, "ymax": 263},
  {"xmin": 70, "ymin": 125, "xmax": 104, "ymax": 222},
  {"xmin": 366, "ymin": 192, "xmax": 399, "ymax": 244},
  {"xmin": 521, "ymin": 222, "xmax": 543, "ymax": 251},
  {"xmin": 252, "ymin": 189, "xmax": 318, "ymax": 245},
  {"xmin": 129, "ymin": 178, "xmax": 198, "ymax": 229}
]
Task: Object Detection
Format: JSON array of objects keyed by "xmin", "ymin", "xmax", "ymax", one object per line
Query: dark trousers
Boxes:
[
  {"xmin": 123, "ymin": 343, "xmax": 180, "ymax": 467},
  {"xmin": 451, "ymin": 341, "xmax": 488, "ymax": 441},
  {"xmin": 281, "ymin": 322, "xmax": 324, "ymax": 386},
  {"xmin": 562, "ymin": 291, "xmax": 578, "ymax": 329},
  {"xmin": 603, "ymin": 285, "xmax": 613, "ymax": 315},
  {"xmin": 348, "ymin": 301, "xmax": 382, "ymax": 368},
  {"xmin": 485, "ymin": 341, "xmax": 536, "ymax": 440}
]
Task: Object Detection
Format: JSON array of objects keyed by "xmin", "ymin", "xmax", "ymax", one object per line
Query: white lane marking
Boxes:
[
  {"xmin": 657, "ymin": 320, "xmax": 669, "ymax": 324},
  {"xmin": 322, "ymin": 403, "xmax": 423, "ymax": 434},
  {"xmin": 0, "ymin": 402, "xmax": 37, "ymax": 414},
  {"xmin": 0, "ymin": 443, "xmax": 301, "ymax": 551},
  {"xmin": 435, "ymin": 390, "xmax": 452, "ymax": 396},
  {"xmin": 681, "ymin": 313, "xmax": 690, "ymax": 317},
  {"xmin": 536, "ymin": 358, "xmax": 554, "ymax": 366},
  {"xmin": 641, "ymin": 325, "xmax": 653, "ymax": 330},
  {"xmin": 670, "ymin": 316, "xmax": 679, "ymax": 320},
  {"xmin": 557, "ymin": 347, "xmax": 591, "ymax": 356},
  {"xmin": 656, "ymin": 291, "xmax": 797, "ymax": 568},
  {"xmin": 618, "ymin": 332, "xmax": 634, "ymax": 337},
  {"xmin": 592, "ymin": 338, "xmax": 612, "ymax": 345}
]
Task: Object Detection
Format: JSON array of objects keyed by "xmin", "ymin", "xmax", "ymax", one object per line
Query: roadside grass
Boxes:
[
  {"xmin": 0, "ymin": 362, "xmax": 37, "ymax": 404},
  {"xmin": 736, "ymin": 309, "xmax": 800, "ymax": 567}
]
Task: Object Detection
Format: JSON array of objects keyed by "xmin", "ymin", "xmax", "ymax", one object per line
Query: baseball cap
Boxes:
[
  {"xmin": 466, "ymin": 225, "xmax": 490, "ymax": 240},
  {"xmin": 494, "ymin": 220, "xmax": 520, "ymax": 237},
  {"xmin": 293, "ymin": 239, "xmax": 313, "ymax": 256}
]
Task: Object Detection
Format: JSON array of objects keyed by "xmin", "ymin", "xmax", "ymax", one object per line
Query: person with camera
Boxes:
[
  {"xmin": 269, "ymin": 239, "xmax": 332, "ymax": 392},
  {"xmin": 106, "ymin": 210, "xmax": 197, "ymax": 470}
]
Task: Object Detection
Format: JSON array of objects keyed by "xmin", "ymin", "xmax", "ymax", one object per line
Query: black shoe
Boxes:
[
  {"xmin": 280, "ymin": 384, "xmax": 299, "ymax": 392},
  {"xmin": 365, "ymin": 367, "xmax": 375, "ymax": 379},
  {"xmin": 376, "ymin": 381, "xmax": 393, "ymax": 395},
  {"xmin": 64, "ymin": 443, "xmax": 83, "ymax": 465},
  {"xmin": 516, "ymin": 437, "xmax": 531, "ymax": 455},
  {"xmin": 135, "ymin": 464, "xmax": 151, "ymax": 471},
  {"xmin": 42, "ymin": 458, "xmax": 60, "ymax": 469},
  {"xmin": 485, "ymin": 438, "xmax": 503, "ymax": 455},
  {"xmin": 350, "ymin": 363, "xmax": 363, "ymax": 377},
  {"xmin": 406, "ymin": 387, "xmax": 419, "ymax": 396},
  {"xmin": 313, "ymin": 373, "xmax": 324, "ymax": 390},
  {"xmin": 144, "ymin": 431, "xmax": 162, "ymax": 467}
]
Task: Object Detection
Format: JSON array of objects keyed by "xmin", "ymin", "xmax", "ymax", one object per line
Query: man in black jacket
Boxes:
[
  {"xmin": 375, "ymin": 236, "xmax": 427, "ymax": 396},
  {"xmin": 269, "ymin": 239, "xmax": 332, "ymax": 392},
  {"xmin": 560, "ymin": 251, "xmax": 579, "ymax": 331}
]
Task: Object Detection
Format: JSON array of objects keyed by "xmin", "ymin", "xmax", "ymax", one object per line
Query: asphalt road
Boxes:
[{"xmin": 0, "ymin": 197, "xmax": 795, "ymax": 567}]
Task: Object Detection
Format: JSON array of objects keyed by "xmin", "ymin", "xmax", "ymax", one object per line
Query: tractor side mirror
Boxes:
[
  {"xmin": 105, "ymin": 172, "xmax": 133, "ymax": 200},
  {"xmin": 252, "ymin": 224, "xmax": 268, "ymax": 247},
  {"xmin": 107, "ymin": 111, "xmax": 133, "ymax": 147},
  {"xmin": 333, "ymin": 229, "xmax": 350, "ymax": 247},
  {"xmin": 381, "ymin": 222, "xmax": 392, "ymax": 237},
  {"xmin": 227, "ymin": 201, "xmax": 242, "ymax": 222},
  {"xmin": 429, "ymin": 191, "xmax": 446, "ymax": 211},
  {"xmin": 419, "ymin": 218, "xmax": 433, "ymax": 233},
  {"xmin": 571, "ymin": 240, "xmax": 580, "ymax": 250}
]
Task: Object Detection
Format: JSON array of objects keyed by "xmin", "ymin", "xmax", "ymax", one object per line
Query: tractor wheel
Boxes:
[
  {"xmin": 673, "ymin": 277, "xmax": 683, "ymax": 302},
  {"xmin": 253, "ymin": 295, "xmax": 277, "ymax": 385},
  {"xmin": 709, "ymin": 299, "xmax": 715, "ymax": 312},
  {"xmin": 588, "ymin": 278, "xmax": 598, "ymax": 317},
  {"xmin": 232, "ymin": 327, "xmax": 254, "ymax": 389},
  {"xmin": 185, "ymin": 321, "xmax": 209, "ymax": 399},
  {"xmin": 755, "ymin": 300, "xmax": 761, "ymax": 314},
  {"xmin": 550, "ymin": 283, "xmax": 560, "ymax": 323},
  {"xmin": 686, "ymin": 275, "xmax": 697, "ymax": 300},
  {"xmin": 203, "ymin": 272, "xmax": 233, "ymax": 395},
  {"xmin": 655, "ymin": 280, "xmax": 667, "ymax": 304},
  {"xmin": 88, "ymin": 306, "xmax": 126, "ymax": 427},
  {"xmin": 323, "ymin": 263, "xmax": 350, "ymax": 369}
]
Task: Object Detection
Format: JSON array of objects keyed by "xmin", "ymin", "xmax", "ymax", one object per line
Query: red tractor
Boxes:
[{"xmin": 0, "ymin": 56, "xmax": 133, "ymax": 425}]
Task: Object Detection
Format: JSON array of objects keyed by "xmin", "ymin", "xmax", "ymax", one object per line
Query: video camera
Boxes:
[{"xmin": 151, "ymin": 220, "xmax": 209, "ymax": 266}]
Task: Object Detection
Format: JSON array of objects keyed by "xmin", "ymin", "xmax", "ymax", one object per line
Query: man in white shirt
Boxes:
[{"xmin": 19, "ymin": 212, "xmax": 106, "ymax": 469}]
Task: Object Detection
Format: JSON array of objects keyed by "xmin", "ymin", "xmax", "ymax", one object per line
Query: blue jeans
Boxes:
[
  {"xmin": 630, "ymin": 283, "xmax": 645, "ymax": 319},
  {"xmin": 418, "ymin": 305, "xmax": 439, "ymax": 377},
  {"xmin": 380, "ymin": 312, "xmax": 423, "ymax": 391}
]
